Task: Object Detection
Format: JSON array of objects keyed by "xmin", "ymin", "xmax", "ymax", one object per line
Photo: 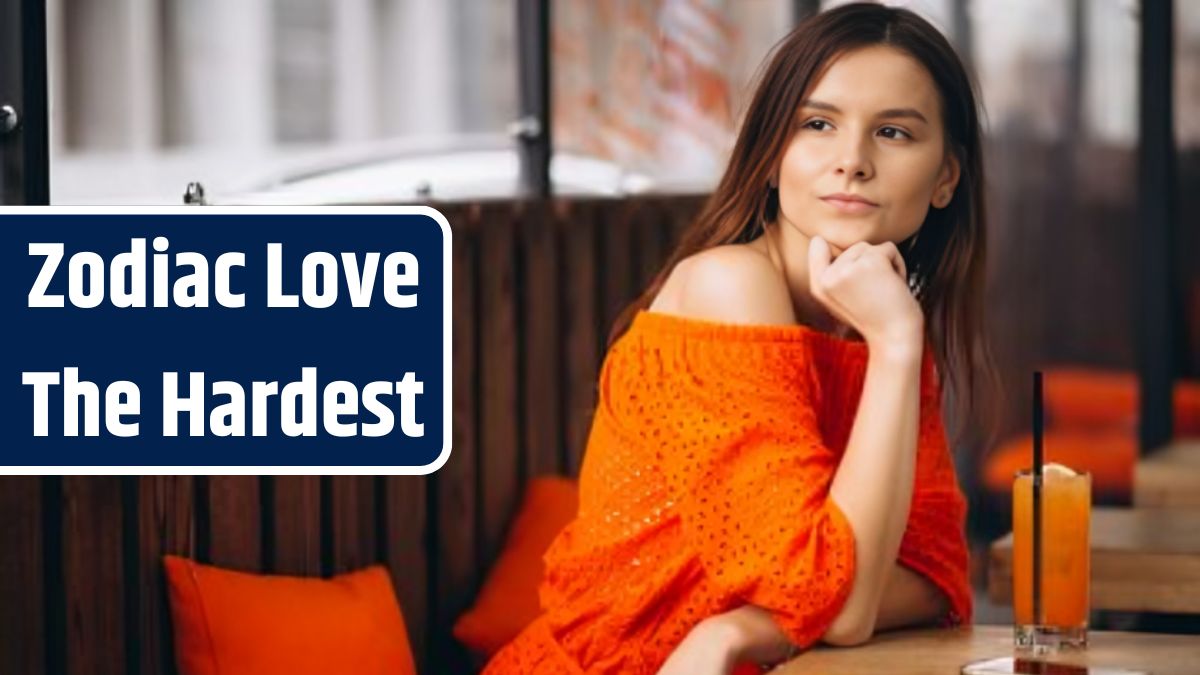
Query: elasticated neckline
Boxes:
[{"xmin": 632, "ymin": 309, "xmax": 869, "ymax": 351}]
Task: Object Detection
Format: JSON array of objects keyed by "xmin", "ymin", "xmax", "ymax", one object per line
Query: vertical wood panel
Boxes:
[
  {"xmin": 329, "ymin": 476, "xmax": 377, "ymax": 574},
  {"xmin": 479, "ymin": 203, "xmax": 522, "ymax": 570},
  {"xmin": 635, "ymin": 199, "xmax": 671, "ymax": 290},
  {"xmin": 602, "ymin": 203, "xmax": 636, "ymax": 338},
  {"xmin": 206, "ymin": 476, "xmax": 261, "ymax": 570},
  {"xmin": 137, "ymin": 476, "xmax": 194, "ymax": 675},
  {"xmin": 271, "ymin": 476, "xmax": 322, "ymax": 575},
  {"xmin": 0, "ymin": 477, "xmax": 43, "ymax": 675},
  {"xmin": 522, "ymin": 202, "xmax": 563, "ymax": 478},
  {"xmin": 664, "ymin": 196, "xmax": 697, "ymax": 254},
  {"xmin": 382, "ymin": 476, "xmax": 428, "ymax": 674},
  {"xmin": 436, "ymin": 204, "xmax": 480, "ymax": 672},
  {"xmin": 563, "ymin": 202, "xmax": 601, "ymax": 476},
  {"xmin": 63, "ymin": 476, "xmax": 125, "ymax": 675},
  {"xmin": 986, "ymin": 139, "xmax": 1053, "ymax": 443}
]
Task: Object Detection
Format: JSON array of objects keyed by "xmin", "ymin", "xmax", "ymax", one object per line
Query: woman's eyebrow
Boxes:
[{"xmin": 800, "ymin": 99, "xmax": 929, "ymax": 124}]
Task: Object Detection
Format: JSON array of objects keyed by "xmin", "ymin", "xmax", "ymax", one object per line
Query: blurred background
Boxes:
[
  {"xmin": 2, "ymin": 1, "xmax": 1198, "ymax": 674},
  {"xmin": 22, "ymin": 0, "xmax": 1186, "ymax": 203}
]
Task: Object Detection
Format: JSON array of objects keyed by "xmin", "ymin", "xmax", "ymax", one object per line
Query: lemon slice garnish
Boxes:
[{"xmin": 1042, "ymin": 462, "xmax": 1078, "ymax": 478}]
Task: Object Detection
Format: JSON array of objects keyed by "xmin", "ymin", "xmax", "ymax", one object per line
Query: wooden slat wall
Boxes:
[
  {"xmin": 5, "ymin": 189, "xmax": 1168, "ymax": 672},
  {"xmin": 137, "ymin": 476, "xmax": 194, "ymax": 675},
  {"xmin": 0, "ymin": 477, "xmax": 43, "ymax": 675},
  {"xmin": 383, "ymin": 475, "xmax": 429, "ymax": 674},
  {"xmin": 434, "ymin": 202, "xmax": 482, "ymax": 673},
  {"xmin": 62, "ymin": 476, "xmax": 125, "ymax": 675},
  {"xmin": 0, "ymin": 196, "xmax": 702, "ymax": 675},
  {"xmin": 563, "ymin": 202, "xmax": 604, "ymax": 476},
  {"xmin": 521, "ymin": 200, "xmax": 563, "ymax": 479},
  {"xmin": 478, "ymin": 206, "xmax": 522, "ymax": 573},
  {"xmin": 4, "ymin": 166, "xmax": 1186, "ymax": 670},
  {"xmin": 270, "ymin": 476, "xmax": 321, "ymax": 575},
  {"xmin": 329, "ymin": 476, "xmax": 378, "ymax": 573},
  {"xmin": 205, "ymin": 476, "xmax": 261, "ymax": 570}
]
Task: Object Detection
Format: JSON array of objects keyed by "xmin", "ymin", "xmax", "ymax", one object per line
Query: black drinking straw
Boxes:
[{"xmin": 1032, "ymin": 371, "xmax": 1044, "ymax": 628}]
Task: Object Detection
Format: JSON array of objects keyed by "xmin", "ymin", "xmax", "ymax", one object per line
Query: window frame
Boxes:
[{"xmin": 0, "ymin": 0, "xmax": 50, "ymax": 205}]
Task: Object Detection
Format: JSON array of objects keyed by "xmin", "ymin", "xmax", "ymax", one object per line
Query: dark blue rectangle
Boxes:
[{"xmin": 1, "ymin": 209, "xmax": 449, "ymax": 470}]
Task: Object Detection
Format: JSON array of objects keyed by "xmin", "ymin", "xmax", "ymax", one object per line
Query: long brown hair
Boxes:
[{"xmin": 610, "ymin": 2, "xmax": 999, "ymax": 443}]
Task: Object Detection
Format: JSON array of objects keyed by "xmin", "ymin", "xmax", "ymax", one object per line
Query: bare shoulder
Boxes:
[{"xmin": 649, "ymin": 244, "xmax": 797, "ymax": 325}]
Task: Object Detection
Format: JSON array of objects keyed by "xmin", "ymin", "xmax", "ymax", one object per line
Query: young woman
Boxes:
[{"xmin": 485, "ymin": 3, "xmax": 994, "ymax": 673}]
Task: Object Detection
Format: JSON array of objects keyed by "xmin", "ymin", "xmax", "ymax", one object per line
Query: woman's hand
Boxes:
[
  {"xmin": 656, "ymin": 605, "xmax": 799, "ymax": 675},
  {"xmin": 807, "ymin": 236, "xmax": 924, "ymax": 354},
  {"xmin": 655, "ymin": 616, "xmax": 742, "ymax": 675}
]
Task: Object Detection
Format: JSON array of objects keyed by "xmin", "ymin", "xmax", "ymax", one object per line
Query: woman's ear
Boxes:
[{"xmin": 932, "ymin": 152, "xmax": 961, "ymax": 209}]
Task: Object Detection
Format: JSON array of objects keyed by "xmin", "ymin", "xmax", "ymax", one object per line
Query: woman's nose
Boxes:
[{"xmin": 833, "ymin": 134, "xmax": 874, "ymax": 179}]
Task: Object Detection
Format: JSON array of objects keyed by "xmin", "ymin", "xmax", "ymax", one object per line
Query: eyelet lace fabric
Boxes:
[{"xmin": 483, "ymin": 310, "xmax": 972, "ymax": 674}]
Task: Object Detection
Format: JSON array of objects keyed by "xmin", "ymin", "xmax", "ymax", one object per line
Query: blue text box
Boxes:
[{"xmin": 1, "ymin": 206, "xmax": 451, "ymax": 474}]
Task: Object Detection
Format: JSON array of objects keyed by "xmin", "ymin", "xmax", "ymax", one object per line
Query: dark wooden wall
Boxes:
[
  {"xmin": 982, "ymin": 142, "xmax": 1200, "ymax": 443},
  {"xmin": 0, "ymin": 195, "xmax": 703, "ymax": 675},
  {"xmin": 2, "ymin": 180, "xmax": 1193, "ymax": 673}
]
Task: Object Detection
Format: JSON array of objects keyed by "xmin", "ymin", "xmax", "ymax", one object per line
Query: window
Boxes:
[
  {"xmin": 551, "ymin": 0, "xmax": 795, "ymax": 192},
  {"xmin": 47, "ymin": 0, "xmax": 518, "ymax": 204}
]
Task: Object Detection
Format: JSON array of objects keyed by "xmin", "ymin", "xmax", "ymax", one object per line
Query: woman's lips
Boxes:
[{"xmin": 821, "ymin": 197, "xmax": 879, "ymax": 215}]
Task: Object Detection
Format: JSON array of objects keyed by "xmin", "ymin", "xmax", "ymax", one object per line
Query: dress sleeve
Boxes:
[
  {"xmin": 659, "ymin": 340, "xmax": 859, "ymax": 650},
  {"xmin": 896, "ymin": 359, "xmax": 974, "ymax": 627}
]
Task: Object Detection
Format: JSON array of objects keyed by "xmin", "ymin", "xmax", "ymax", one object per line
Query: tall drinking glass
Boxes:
[{"xmin": 1012, "ymin": 464, "xmax": 1091, "ymax": 650}]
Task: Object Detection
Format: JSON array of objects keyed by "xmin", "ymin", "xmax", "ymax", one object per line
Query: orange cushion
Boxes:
[
  {"xmin": 163, "ymin": 556, "xmax": 416, "ymax": 675},
  {"xmin": 453, "ymin": 476, "xmax": 579, "ymax": 656},
  {"xmin": 1044, "ymin": 368, "xmax": 1200, "ymax": 434},
  {"xmin": 982, "ymin": 430, "xmax": 1136, "ymax": 500}
]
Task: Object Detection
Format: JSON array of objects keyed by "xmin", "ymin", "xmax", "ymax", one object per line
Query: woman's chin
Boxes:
[
  {"xmin": 817, "ymin": 229, "xmax": 891, "ymax": 256},
  {"xmin": 820, "ymin": 235, "xmax": 864, "ymax": 257}
]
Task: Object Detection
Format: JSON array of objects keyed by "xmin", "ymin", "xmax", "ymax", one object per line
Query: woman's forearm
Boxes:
[
  {"xmin": 710, "ymin": 559, "xmax": 945, "ymax": 662},
  {"xmin": 713, "ymin": 564, "xmax": 946, "ymax": 666},
  {"xmin": 824, "ymin": 338, "xmax": 923, "ymax": 645}
]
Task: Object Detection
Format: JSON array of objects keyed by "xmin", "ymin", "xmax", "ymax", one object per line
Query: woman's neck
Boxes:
[{"xmin": 752, "ymin": 216, "xmax": 858, "ymax": 340}]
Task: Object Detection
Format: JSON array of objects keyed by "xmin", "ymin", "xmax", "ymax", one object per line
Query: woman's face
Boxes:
[{"xmin": 775, "ymin": 45, "xmax": 960, "ymax": 252}]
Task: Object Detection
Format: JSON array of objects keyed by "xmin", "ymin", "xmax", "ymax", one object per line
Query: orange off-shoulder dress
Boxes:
[{"xmin": 483, "ymin": 310, "xmax": 973, "ymax": 674}]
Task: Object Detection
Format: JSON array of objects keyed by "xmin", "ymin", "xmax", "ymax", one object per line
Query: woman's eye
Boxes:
[
  {"xmin": 804, "ymin": 119, "xmax": 831, "ymax": 131},
  {"xmin": 879, "ymin": 126, "xmax": 911, "ymax": 140}
]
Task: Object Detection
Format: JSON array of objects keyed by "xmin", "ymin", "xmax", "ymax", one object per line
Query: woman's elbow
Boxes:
[{"xmin": 821, "ymin": 614, "xmax": 874, "ymax": 647}]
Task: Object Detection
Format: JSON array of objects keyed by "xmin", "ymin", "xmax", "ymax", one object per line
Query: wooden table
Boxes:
[
  {"xmin": 988, "ymin": 507, "xmax": 1200, "ymax": 613},
  {"xmin": 774, "ymin": 625, "xmax": 1200, "ymax": 674},
  {"xmin": 1135, "ymin": 439, "xmax": 1200, "ymax": 508}
]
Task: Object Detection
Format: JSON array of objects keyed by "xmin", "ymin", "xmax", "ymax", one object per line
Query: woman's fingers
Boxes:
[
  {"xmin": 810, "ymin": 237, "xmax": 909, "ymax": 305},
  {"xmin": 876, "ymin": 241, "xmax": 907, "ymax": 279},
  {"xmin": 840, "ymin": 241, "xmax": 873, "ymax": 260},
  {"xmin": 808, "ymin": 236, "xmax": 856, "ymax": 326},
  {"xmin": 830, "ymin": 240, "xmax": 907, "ymax": 280},
  {"xmin": 803, "ymin": 236, "xmax": 922, "ymax": 343},
  {"xmin": 807, "ymin": 236, "xmax": 833, "ymax": 293}
]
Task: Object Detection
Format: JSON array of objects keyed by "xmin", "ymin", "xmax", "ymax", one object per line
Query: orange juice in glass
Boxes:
[{"xmin": 1012, "ymin": 463, "xmax": 1091, "ymax": 650}]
